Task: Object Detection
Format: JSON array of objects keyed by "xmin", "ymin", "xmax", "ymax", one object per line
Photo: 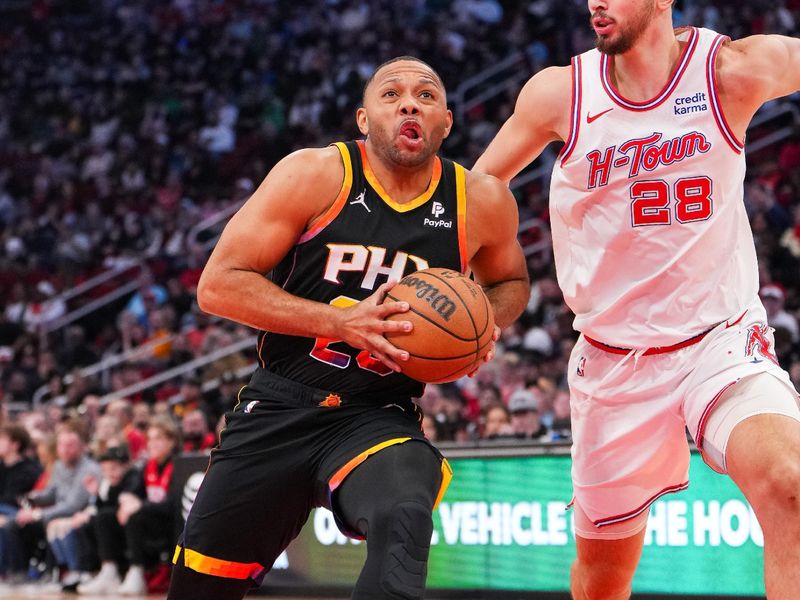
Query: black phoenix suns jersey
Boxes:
[{"xmin": 258, "ymin": 140, "xmax": 468, "ymax": 399}]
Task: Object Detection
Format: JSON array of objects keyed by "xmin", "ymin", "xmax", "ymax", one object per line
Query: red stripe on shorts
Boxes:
[
  {"xmin": 585, "ymin": 327, "xmax": 712, "ymax": 356},
  {"xmin": 694, "ymin": 380, "xmax": 738, "ymax": 451},
  {"xmin": 594, "ymin": 481, "xmax": 689, "ymax": 527}
]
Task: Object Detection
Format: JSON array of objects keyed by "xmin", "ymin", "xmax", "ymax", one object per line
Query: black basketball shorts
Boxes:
[{"xmin": 171, "ymin": 368, "xmax": 451, "ymax": 584}]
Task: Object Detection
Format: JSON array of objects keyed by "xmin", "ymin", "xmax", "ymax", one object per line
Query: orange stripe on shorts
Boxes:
[{"xmin": 175, "ymin": 545, "xmax": 266, "ymax": 580}]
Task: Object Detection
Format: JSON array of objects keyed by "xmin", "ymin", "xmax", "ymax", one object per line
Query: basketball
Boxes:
[{"xmin": 385, "ymin": 268, "xmax": 495, "ymax": 383}]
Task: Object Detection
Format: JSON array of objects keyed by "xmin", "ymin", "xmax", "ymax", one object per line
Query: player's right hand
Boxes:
[{"xmin": 335, "ymin": 281, "xmax": 413, "ymax": 372}]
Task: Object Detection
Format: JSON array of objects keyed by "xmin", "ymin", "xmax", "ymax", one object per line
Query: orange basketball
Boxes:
[{"xmin": 385, "ymin": 268, "xmax": 495, "ymax": 383}]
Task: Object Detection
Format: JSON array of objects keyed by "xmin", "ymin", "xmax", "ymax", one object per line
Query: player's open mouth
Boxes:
[
  {"xmin": 399, "ymin": 121, "xmax": 423, "ymax": 144},
  {"xmin": 593, "ymin": 16, "xmax": 614, "ymax": 35}
]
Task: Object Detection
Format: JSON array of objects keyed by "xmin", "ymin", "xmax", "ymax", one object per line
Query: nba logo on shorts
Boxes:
[
  {"xmin": 431, "ymin": 201, "xmax": 445, "ymax": 218},
  {"xmin": 576, "ymin": 356, "xmax": 586, "ymax": 377}
]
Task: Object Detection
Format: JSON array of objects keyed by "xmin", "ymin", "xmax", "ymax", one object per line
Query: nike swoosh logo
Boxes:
[
  {"xmin": 586, "ymin": 108, "xmax": 613, "ymax": 124},
  {"xmin": 725, "ymin": 310, "xmax": 748, "ymax": 328}
]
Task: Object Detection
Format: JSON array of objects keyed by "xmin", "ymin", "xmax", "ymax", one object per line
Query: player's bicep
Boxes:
[
  {"xmin": 467, "ymin": 180, "xmax": 528, "ymax": 287},
  {"xmin": 209, "ymin": 195, "xmax": 304, "ymax": 277},
  {"xmin": 765, "ymin": 35, "xmax": 800, "ymax": 99},
  {"xmin": 206, "ymin": 150, "xmax": 339, "ymax": 276},
  {"xmin": 729, "ymin": 35, "xmax": 800, "ymax": 102}
]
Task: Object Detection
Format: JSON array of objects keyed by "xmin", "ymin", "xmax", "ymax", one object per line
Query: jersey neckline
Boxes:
[
  {"xmin": 357, "ymin": 140, "xmax": 442, "ymax": 213},
  {"xmin": 600, "ymin": 26, "xmax": 698, "ymax": 111}
]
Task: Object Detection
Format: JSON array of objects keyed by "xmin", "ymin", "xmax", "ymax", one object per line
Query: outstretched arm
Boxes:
[
  {"xmin": 472, "ymin": 66, "xmax": 572, "ymax": 184},
  {"xmin": 717, "ymin": 34, "xmax": 800, "ymax": 133},
  {"xmin": 197, "ymin": 147, "xmax": 411, "ymax": 370},
  {"xmin": 465, "ymin": 172, "xmax": 530, "ymax": 329}
]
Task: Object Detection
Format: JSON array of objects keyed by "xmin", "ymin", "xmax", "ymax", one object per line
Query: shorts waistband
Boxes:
[
  {"xmin": 585, "ymin": 324, "xmax": 719, "ymax": 357},
  {"xmin": 247, "ymin": 368, "xmax": 412, "ymax": 408}
]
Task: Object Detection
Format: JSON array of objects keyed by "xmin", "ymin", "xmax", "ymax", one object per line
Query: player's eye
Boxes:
[
  {"xmin": 420, "ymin": 91, "xmax": 434, "ymax": 99},
  {"xmin": 383, "ymin": 90, "xmax": 397, "ymax": 97}
]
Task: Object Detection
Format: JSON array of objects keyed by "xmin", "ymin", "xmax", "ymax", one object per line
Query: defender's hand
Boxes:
[{"xmin": 335, "ymin": 281, "xmax": 413, "ymax": 372}]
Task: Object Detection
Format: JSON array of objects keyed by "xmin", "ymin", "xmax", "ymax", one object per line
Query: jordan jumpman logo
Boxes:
[{"xmin": 349, "ymin": 190, "xmax": 371, "ymax": 212}]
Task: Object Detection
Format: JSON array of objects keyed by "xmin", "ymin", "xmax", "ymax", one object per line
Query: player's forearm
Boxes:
[
  {"xmin": 483, "ymin": 277, "xmax": 530, "ymax": 329},
  {"xmin": 197, "ymin": 267, "xmax": 341, "ymax": 339}
]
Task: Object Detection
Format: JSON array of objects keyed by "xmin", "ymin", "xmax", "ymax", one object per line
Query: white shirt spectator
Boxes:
[
  {"xmin": 198, "ymin": 122, "xmax": 235, "ymax": 154},
  {"xmin": 760, "ymin": 284, "xmax": 799, "ymax": 343}
]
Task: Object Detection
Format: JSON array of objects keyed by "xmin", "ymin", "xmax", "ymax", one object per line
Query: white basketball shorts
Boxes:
[{"xmin": 567, "ymin": 298, "xmax": 799, "ymax": 539}]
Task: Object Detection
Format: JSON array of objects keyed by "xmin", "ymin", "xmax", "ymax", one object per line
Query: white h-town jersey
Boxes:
[{"xmin": 550, "ymin": 27, "xmax": 756, "ymax": 348}]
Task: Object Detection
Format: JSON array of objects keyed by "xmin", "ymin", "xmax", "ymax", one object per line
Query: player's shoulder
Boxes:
[
  {"xmin": 460, "ymin": 169, "xmax": 519, "ymax": 244},
  {"xmin": 519, "ymin": 65, "xmax": 573, "ymax": 103},
  {"xmin": 462, "ymin": 169, "xmax": 516, "ymax": 210},
  {"xmin": 268, "ymin": 145, "xmax": 346, "ymax": 196},
  {"xmin": 276, "ymin": 144, "xmax": 345, "ymax": 175},
  {"xmin": 514, "ymin": 65, "xmax": 573, "ymax": 127}
]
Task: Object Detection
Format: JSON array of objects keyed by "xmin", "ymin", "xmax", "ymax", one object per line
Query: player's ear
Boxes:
[
  {"xmin": 442, "ymin": 109, "xmax": 453, "ymax": 139},
  {"xmin": 356, "ymin": 107, "xmax": 369, "ymax": 136}
]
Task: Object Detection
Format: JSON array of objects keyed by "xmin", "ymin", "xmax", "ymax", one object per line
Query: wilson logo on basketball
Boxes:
[{"xmin": 398, "ymin": 275, "xmax": 457, "ymax": 321}]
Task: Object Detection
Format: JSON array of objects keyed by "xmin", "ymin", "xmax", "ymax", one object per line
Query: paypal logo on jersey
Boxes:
[{"xmin": 424, "ymin": 201, "xmax": 453, "ymax": 228}]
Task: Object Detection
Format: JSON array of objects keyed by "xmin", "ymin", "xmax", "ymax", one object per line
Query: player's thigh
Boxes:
[
  {"xmin": 180, "ymin": 443, "xmax": 315, "ymax": 574},
  {"xmin": 334, "ymin": 440, "xmax": 444, "ymax": 527},
  {"xmin": 695, "ymin": 372, "xmax": 800, "ymax": 474},
  {"xmin": 720, "ymin": 374, "xmax": 800, "ymax": 501}
]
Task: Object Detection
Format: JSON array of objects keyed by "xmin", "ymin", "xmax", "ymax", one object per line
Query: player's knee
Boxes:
[
  {"xmin": 374, "ymin": 500, "xmax": 433, "ymax": 600},
  {"xmin": 747, "ymin": 456, "xmax": 800, "ymax": 514},
  {"xmin": 572, "ymin": 558, "xmax": 633, "ymax": 600}
]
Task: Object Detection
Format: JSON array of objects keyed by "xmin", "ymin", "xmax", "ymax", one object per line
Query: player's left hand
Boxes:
[{"xmin": 468, "ymin": 325, "xmax": 500, "ymax": 378}]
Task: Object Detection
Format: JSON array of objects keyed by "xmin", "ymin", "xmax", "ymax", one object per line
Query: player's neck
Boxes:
[
  {"xmin": 363, "ymin": 141, "xmax": 436, "ymax": 204},
  {"xmin": 608, "ymin": 24, "xmax": 683, "ymax": 102}
]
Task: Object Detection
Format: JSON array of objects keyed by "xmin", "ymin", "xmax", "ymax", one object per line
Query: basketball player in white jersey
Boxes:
[{"xmin": 474, "ymin": 1, "xmax": 800, "ymax": 598}]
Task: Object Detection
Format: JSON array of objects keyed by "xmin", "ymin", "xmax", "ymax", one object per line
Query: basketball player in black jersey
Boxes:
[{"xmin": 167, "ymin": 57, "xmax": 530, "ymax": 600}]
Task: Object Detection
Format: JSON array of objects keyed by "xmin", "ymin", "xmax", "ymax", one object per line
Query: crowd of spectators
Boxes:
[{"xmin": 0, "ymin": 0, "xmax": 800, "ymax": 590}]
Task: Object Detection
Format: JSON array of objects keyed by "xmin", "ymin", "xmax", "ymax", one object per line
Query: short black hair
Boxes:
[{"xmin": 362, "ymin": 56, "xmax": 445, "ymax": 104}]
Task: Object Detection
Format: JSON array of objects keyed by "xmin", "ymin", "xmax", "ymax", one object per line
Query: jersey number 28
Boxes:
[{"xmin": 630, "ymin": 176, "xmax": 713, "ymax": 227}]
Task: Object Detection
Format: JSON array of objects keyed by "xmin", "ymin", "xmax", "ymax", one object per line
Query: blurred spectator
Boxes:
[
  {"xmin": 421, "ymin": 414, "xmax": 442, "ymax": 442},
  {"xmin": 78, "ymin": 416, "xmax": 179, "ymax": 595},
  {"xmin": 105, "ymin": 399, "xmax": 146, "ymax": 461},
  {"xmin": 0, "ymin": 425, "xmax": 43, "ymax": 577},
  {"xmin": 549, "ymin": 389, "xmax": 572, "ymax": 441},
  {"xmin": 181, "ymin": 409, "xmax": 216, "ymax": 454},
  {"xmin": 89, "ymin": 415, "xmax": 121, "ymax": 462},
  {"xmin": 0, "ymin": 425, "xmax": 42, "ymax": 512},
  {"xmin": 30, "ymin": 434, "xmax": 57, "ymax": 493},
  {"xmin": 173, "ymin": 376, "xmax": 203, "ymax": 417},
  {"xmin": 482, "ymin": 403, "xmax": 513, "ymax": 439},
  {"xmin": 201, "ymin": 370, "xmax": 240, "ymax": 427},
  {"xmin": 7, "ymin": 420, "xmax": 100, "ymax": 582},
  {"xmin": 22, "ymin": 281, "xmax": 66, "ymax": 334},
  {"xmin": 760, "ymin": 283, "xmax": 799, "ymax": 343},
  {"xmin": 72, "ymin": 444, "xmax": 146, "ymax": 595},
  {"xmin": 508, "ymin": 388, "xmax": 551, "ymax": 441}
]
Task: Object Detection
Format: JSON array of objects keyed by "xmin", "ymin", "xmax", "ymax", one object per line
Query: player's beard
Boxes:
[
  {"xmin": 593, "ymin": 1, "xmax": 654, "ymax": 55},
  {"xmin": 368, "ymin": 121, "xmax": 444, "ymax": 169}
]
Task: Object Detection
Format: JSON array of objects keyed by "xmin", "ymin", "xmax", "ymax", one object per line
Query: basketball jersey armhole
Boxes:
[
  {"xmin": 558, "ymin": 55, "xmax": 582, "ymax": 166},
  {"xmin": 298, "ymin": 142, "xmax": 354, "ymax": 243},
  {"xmin": 706, "ymin": 34, "xmax": 745, "ymax": 154},
  {"xmin": 454, "ymin": 163, "xmax": 468, "ymax": 273}
]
